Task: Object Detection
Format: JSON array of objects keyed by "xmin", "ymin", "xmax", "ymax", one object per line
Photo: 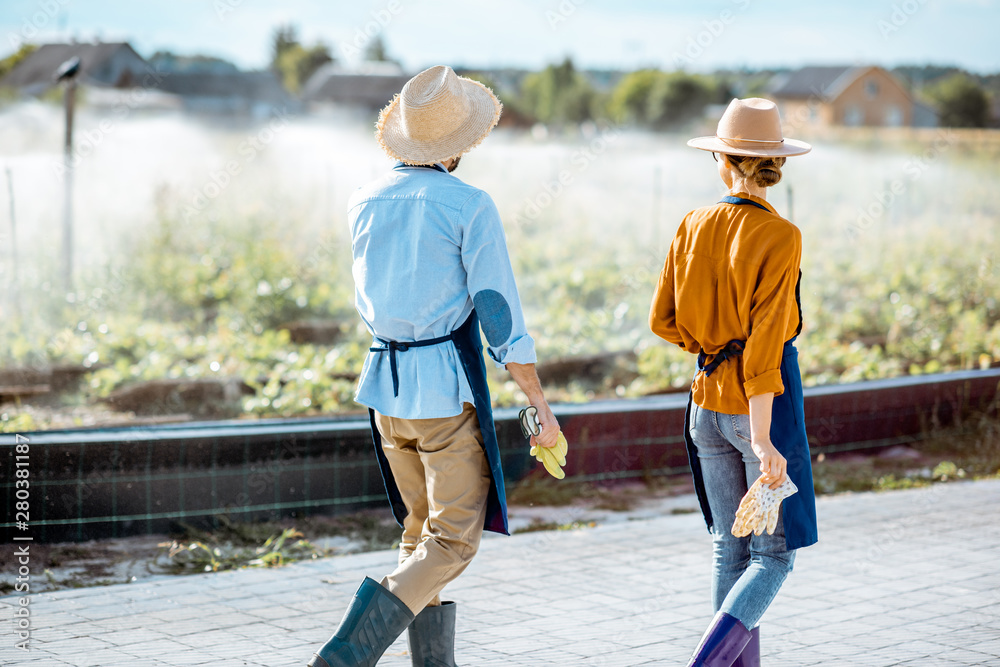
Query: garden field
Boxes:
[{"xmin": 0, "ymin": 102, "xmax": 998, "ymax": 430}]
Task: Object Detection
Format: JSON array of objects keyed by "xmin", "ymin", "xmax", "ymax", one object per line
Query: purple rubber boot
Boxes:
[
  {"xmin": 731, "ymin": 626, "xmax": 760, "ymax": 667},
  {"xmin": 686, "ymin": 611, "xmax": 752, "ymax": 667}
]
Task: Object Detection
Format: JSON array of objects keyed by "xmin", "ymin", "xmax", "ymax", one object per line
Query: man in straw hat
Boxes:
[
  {"xmin": 650, "ymin": 98, "xmax": 818, "ymax": 666},
  {"xmin": 307, "ymin": 65, "xmax": 560, "ymax": 667}
]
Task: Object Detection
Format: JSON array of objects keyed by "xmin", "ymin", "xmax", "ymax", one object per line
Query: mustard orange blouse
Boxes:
[{"xmin": 649, "ymin": 192, "xmax": 802, "ymax": 415}]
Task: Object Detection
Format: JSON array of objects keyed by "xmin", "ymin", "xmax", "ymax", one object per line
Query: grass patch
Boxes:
[
  {"xmin": 507, "ymin": 476, "xmax": 588, "ymax": 507},
  {"xmin": 812, "ymin": 411, "xmax": 999, "ymax": 495},
  {"xmin": 43, "ymin": 569, "xmax": 117, "ymax": 590},
  {"xmin": 158, "ymin": 509, "xmax": 405, "ymax": 575},
  {"xmin": 158, "ymin": 527, "xmax": 328, "ymax": 574},
  {"xmin": 175, "ymin": 509, "xmax": 401, "ymax": 552},
  {"xmin": 513, "ymin": 519, "xmax": 597, "ymax": 534},
  {"xmin": 507, "ymin": 474, "xmax": 691, "ymax": 511}
]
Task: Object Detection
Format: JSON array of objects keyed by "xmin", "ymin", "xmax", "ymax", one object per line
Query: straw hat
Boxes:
[
  {"xmin": 688, "ymin": 97, "xmax": 811, "ymax": 157},
  {"xmin": 376, "ymin": 65, "xmax": 502, "ymax": 165}
]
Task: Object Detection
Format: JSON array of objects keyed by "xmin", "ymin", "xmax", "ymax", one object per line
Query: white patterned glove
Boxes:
[{"xmin": 732, "ymin": 476, "xmax": 798, "ymax": 537}]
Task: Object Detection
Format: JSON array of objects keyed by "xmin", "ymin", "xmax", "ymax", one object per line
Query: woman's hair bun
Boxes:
[{"xmin": 724, "ymin": 155, "xmax": 787, "ymax": 188}]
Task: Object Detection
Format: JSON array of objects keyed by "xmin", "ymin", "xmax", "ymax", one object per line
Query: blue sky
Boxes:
[{"xmin": 2, "ymin": 0, "xmax": 998, "ymax": 74}]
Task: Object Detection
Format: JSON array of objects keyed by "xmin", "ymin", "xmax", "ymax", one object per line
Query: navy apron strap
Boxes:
[
  {"xmin": 719, "ymin": 195, "xmax": 770, "ymax": 212},
  {"xmin": 684, "ymin": 392, "xmax": 714, "ymax": 533},
  {"xmin": 449, "ymin": 310, "xmax": 510, "ymax": 535},
  {"xmin": 393, "ymin": 162, "xmax": 447, "ymax": 173},
  {"xmin": 368, "ymin": 409, "xmax": 408, "ymax": 521},
  {"xmin": 771, "ymin": 339, "xmax": 818, "ymax": 549},
  {"xmin": 370, "ymin": 332, "xmax": 453, "ymax": 397},
  {"xmin": 697, "ymin": 339, "xmax": 746, "ymax": 377}
]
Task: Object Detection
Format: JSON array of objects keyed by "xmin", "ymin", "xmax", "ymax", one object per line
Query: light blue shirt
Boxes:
[{"xmin": 349, "ymin": 162, "xmax": 536, "ymax": 419}]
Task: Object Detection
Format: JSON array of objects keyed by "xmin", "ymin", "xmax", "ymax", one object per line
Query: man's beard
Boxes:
[{"xmin": 447, "ymin": 156, "xmax": 461, "ymax": 173}]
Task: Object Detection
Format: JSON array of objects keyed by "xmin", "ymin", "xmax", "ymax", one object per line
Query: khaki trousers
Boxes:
[{"xmin": 374, "ymin": 402, "xmax": 491, "ymax": 615}]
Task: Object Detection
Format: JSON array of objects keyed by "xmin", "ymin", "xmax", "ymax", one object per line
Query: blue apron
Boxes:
[
  {"xmin": 683, "ymin": 196, "xmax": 818, "ymax": 551},
  {"xmin": 367, "ymin": 309, "xmax": 510, "ymax": 536}
]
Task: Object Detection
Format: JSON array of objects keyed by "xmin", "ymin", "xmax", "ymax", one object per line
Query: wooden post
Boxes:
[{"xmin": 62, "ymin": 78, "xmax": 76, "ymax": 294}]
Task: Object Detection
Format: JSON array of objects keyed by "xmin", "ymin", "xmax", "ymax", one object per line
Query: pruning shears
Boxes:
[
  {"xmin": 519, "ymin": 404, "xmax": 568, "ymax": 479},
  {"xmin": 518, "ymin": 405, "xmax": 541, "ymax": 439}
]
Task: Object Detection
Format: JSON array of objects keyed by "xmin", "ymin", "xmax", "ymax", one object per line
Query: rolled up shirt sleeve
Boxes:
[
  {"xmin": 742, "ymin": 226, "xmax": 802, "ymax": 399},
  {"xmin": 649, "ymin": 228, "xmax": 686, "ymax": 349},
  {"xmin": 460, "ymin": 191, "xmax": 537, "ymax": 368}
]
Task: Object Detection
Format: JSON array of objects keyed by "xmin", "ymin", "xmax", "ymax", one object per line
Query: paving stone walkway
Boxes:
[{"xmin": 2, "ymin": 479, "xmax": 999, "ymax": 666}]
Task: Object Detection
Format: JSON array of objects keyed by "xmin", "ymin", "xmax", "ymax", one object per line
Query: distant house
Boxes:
[
  {"xmin": 0, "ymin": 41, "xmax": 295, "ymax": 118},
  {"xmin": 154, "ymin": 71, "xmax": 296, "ymax": 118},
  {"xmin": 769, "ymin": 65, "xmax": 936, "ymax": 128},
  {"xmin": 0, "ymin": 41, "xmax": 153, "ymax": 95},
  {"xmin": 147, "ymin": 52, "xmax": 240, "ymax": 76},
  {"xmin": 301, "ymin": 62, "xmax": 411, "ymax": 112}
]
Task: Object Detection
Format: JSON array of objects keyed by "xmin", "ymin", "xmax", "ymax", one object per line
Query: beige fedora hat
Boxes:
[
  {"xmin": 376, "ymin": 65, "xmax": 502, "ymax": 165},
  {"xmin": 688, "ymin": 97, "xmax": 811, "ymax": 157}
]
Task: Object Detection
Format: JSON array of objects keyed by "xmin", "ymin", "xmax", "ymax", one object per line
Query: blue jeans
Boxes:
[{"xmin": 689, "ymin": 402, "xmax": 796, "ymax": 630}]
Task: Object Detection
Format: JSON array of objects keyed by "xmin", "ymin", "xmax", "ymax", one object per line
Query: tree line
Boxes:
[
  {"xmin": 0, "ymin": 27, "xmax": 994, "ymax": 129},
  {"xmin": 260, "ymin": 28, "xmax": 1000, "ymax": 130}
]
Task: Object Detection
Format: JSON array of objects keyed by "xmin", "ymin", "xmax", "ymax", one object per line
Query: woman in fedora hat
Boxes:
[{"xmin": 650, "ymin": 98, "xmax": 818, "ymax": 666}]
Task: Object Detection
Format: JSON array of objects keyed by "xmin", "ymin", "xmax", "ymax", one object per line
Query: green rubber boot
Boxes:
[
  {"xmin": 308, "ymin": 577, "xmax": 414, "ymax": 667},
  {"xmin": 407, "ymin": 601, "xmax": 458, "ymax": 666}
]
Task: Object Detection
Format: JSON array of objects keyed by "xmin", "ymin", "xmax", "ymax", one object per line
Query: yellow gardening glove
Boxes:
[
  {"xmin": 529, "ymin": 432, "xmax": 568, "ymax": 480},
  {"xmin": 732, "ymin": 475, "xmax": 798, "ymax": 537}
]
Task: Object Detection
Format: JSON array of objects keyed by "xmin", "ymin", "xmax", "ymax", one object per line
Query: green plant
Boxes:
[
  {"xmin": 158, "ymin": 527, "xmax": 328, "ymax": 573},
  {"xmin": 609, "ymin": 69, "xmax": 718, "ymax": 128},
  {"xmin": 513, "ymin": 518, "xmax": 596, "ymax": 534},
  {"xmin": 519, "ymin": 58, "xmax": 601, "ymax": 125},
  {"xmin": 924, "ymin": 74, "xmax": 991, "ymax": 128}
]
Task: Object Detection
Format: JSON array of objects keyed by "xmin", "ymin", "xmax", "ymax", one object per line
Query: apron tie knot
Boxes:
[
  {"xmin": 370, "ymin": 333, "xmax": 453, "ymax": 397},
  {"xmin": 697, "ymin": 339, "xmax": 747, "ymax": 377}
]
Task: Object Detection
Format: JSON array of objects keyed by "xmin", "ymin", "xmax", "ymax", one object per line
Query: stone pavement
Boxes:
[{"xmin": 2, "ymin": 479, "xmax": 1000, "ymax": 666}]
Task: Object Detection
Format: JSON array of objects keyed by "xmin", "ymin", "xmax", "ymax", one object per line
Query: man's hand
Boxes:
[
  {"xmin": 507, "ymin": 362, "xmax": 559, "ymax": 447},
  {"xmin": 507, "ymin": 362, "xmax": 564, "ymax": 479},
  {"xmin": 531, "ymin": 402, "xmax": 560, "ymax": 449}
]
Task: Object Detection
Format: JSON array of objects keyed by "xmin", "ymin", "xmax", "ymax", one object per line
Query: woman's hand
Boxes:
[
  {"xmin": 748, "ymin": 392, "xmax": 785, "ymax": 487},
  {"xmin": 751, "ymin": 437, "xmax": 788, "ymax": 488}
]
